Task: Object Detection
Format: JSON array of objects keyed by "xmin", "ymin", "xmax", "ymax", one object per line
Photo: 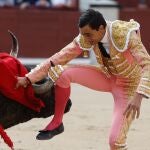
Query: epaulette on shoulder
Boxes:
[
  {"xmin": 110, "ymin": 19, "xmax": 140, "ymax": 52},
  {"xmin": 75, "ymin": 34, "xmax": 93, "ymax": 51}
]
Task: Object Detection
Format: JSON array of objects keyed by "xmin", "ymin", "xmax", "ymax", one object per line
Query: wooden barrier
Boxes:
[
  {"xmin": 0, "ymin": 8, "xmax": 80, "ymax": 58},
  {"xmin": 120, "ymin": 8, "xmax": 150, "ymax": 54},
  {"xmin": 0, "ymin": 8, "xmax": 149, "ymax": 58}
]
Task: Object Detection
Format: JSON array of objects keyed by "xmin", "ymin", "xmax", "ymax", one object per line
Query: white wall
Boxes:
[
  {"xmin": 79, "ymin": 0, "xmax": 91, "ymax": 11},
  {"xmin": 79, "ymin": 0, "xmax": 118, "ymax": 11}
]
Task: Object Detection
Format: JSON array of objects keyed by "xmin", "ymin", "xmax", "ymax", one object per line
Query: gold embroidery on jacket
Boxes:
[
  {"xmin": 93, "ymin": 44, "xmax": 111, "ymax": 77},
  {"xmin": 111, "ymin": 20, "xmax": 140, "ymax": 51},
  {"xmin": 79, "ymin": 35, "xmax": 92, "ymax": 49},
  {"xmin": 48, "ymin": 65, "xmax": 64, "ymax": 82},
  {"xmin": 102, "ymin": 43, "xmax": 141, "ymax": 98},
  {"xmin": 90, "ymin": 21, "xmax": 149, "ymax": 98},
  {"xmin": 129, "ymin": 30, "xmax": 150, "ymax": 98},
  {"xmin": 115, "ymin": 110, "xmax": 134, "ymax": 149},
  {"xmin": 75, "ymin": 35, "xmax": 93, "ymax": 58}
]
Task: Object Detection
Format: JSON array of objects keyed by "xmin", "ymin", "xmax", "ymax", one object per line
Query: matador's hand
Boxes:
[
  {"xmin": 123, "ymin": 93, "xmax": 143, "ymax": 119},
  {"xmin": 15, "ymin": 76, "xmax": 30, "ymax": 89}
]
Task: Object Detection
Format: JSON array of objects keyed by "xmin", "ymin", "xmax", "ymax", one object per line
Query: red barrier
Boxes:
[
  {"xmin": 0, "ymin": 8, "xmax": 149, "ymax": 57},
  {"xmin": 120, "ymin": 8, "xmax": 150, "ymax": 54},
  {"xmin": 0, "ymin": 8, "xmax": 80, "ymax": 58}
]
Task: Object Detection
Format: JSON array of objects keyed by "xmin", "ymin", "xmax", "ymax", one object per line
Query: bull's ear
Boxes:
[{"xmin": 8, "ymin": 30, "xmax": 19, "ymax": 58}]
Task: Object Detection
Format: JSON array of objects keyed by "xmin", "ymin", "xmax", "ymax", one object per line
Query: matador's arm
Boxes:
[
  {"xmin": 129, "ymin": 31, "xmax": 150, "ymax": 98},
  {"xmin": 26, "ymin": 39, "xmax": 82, "ymax": 83}
]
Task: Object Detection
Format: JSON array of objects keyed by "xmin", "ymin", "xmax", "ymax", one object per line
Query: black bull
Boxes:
[
  {"xmin": 0, "ymin": 31, "xmax": 72, "ymax": 129},
  {"xmin": 0, "ymin": 82, "xmax": 72, "ymax": 129}
]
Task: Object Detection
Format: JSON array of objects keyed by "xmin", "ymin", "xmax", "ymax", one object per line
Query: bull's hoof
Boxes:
[{"xmin": 36, "ymin": 123, "xmax": 64, "ymax": 140}]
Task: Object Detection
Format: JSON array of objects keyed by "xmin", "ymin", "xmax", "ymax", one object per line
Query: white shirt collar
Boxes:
[{"xmin": 101, "ymin": 27, "xmax": 108, "ymax": 44}]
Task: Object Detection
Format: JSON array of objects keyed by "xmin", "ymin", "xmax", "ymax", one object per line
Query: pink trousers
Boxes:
[{"xmin": 56, "ymin": 65, "xmax": 134, "ymax": 150}]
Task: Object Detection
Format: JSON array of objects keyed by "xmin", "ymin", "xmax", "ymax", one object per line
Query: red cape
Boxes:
[{"xmin": 0, "ymin": 53, "xmax": 44, "ymax": 112}]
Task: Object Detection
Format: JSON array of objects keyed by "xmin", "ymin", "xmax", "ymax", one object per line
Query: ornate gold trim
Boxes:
[
  {"xmin": 48, "ymin": 65, "xmax": 64, "ymax": 82},
  {"xmin": 110, "ymin": 20, "xmax": 140, "ymax": 52}
]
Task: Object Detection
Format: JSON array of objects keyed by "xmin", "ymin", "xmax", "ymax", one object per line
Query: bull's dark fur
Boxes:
[
  {"xmin": 0, "ymin": 69, "xmax": 72, "ymax": 129},
  {"xmin": 0, "ymin": 31, "xmax": 72, "ymax": 130}
]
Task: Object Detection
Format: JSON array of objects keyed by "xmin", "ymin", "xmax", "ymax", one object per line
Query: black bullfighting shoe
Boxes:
[{"xmin": 36, "ymin": 123, "xmax": 64, "ymax": 140}]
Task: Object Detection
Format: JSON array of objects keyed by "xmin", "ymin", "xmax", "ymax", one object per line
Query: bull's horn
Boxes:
[
  {"xmin": 8, "ymin": 30, "xmax": 19, "ymax": 58},
  {"xmin": 33, "ymin": 77, "xmax": 54, "ymax": 95}
]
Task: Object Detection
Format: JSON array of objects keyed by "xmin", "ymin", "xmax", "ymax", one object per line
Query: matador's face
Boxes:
[{"xmin": 79, "ymin": 24, "xmax": 106, "ymax": 45}]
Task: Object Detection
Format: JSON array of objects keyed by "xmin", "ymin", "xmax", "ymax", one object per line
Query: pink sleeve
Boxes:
[
  {"xmin": 129, "ymin": 31, "xmax": 150, "ymax": 98},
  {"xmin": 26, "ymin": 40, "xmax": 82, "ymax": 83}
]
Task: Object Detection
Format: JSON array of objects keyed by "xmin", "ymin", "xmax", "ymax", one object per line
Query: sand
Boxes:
[{"xmin": 0, "ymin": 84, "xmax": 149, "ymax": 150}]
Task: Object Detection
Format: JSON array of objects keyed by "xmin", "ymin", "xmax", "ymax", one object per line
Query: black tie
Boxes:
[{"xmin": 98, "ymin": 42, "xmax": 110, "ymax": 58}]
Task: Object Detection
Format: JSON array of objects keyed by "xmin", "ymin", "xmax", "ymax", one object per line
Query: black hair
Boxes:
[{"xmin": 78, "ymin": 9, "xmax": 106, "ymax": 30}]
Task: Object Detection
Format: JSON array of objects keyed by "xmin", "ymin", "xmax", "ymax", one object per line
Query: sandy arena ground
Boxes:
[{"xmin": 0, "ymin": 84, "xmax": 150, "ymax": 150}]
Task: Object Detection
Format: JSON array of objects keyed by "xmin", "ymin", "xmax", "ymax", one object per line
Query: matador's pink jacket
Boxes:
[{"xmin": 26, "ymin": 20, "xmax": 150, "ymax": 99}]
